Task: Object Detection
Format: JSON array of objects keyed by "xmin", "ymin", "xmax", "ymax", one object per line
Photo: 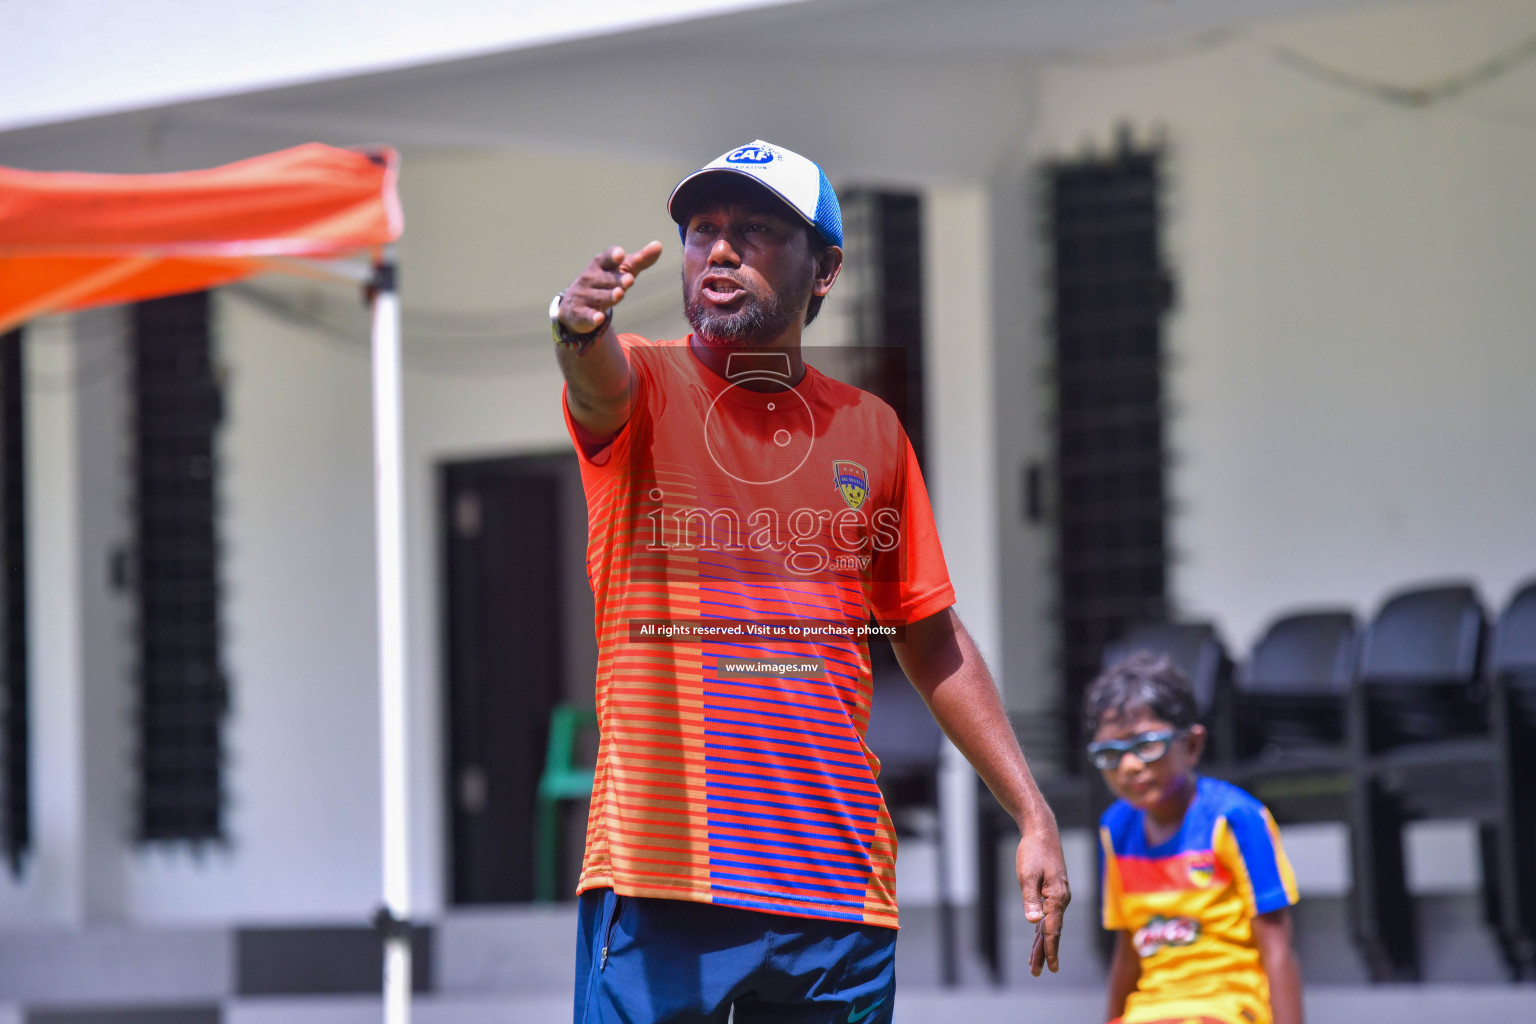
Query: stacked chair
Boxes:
[
  {"xmin": 1101, "ymin": 577, "xmax": 1536, "ymax": 983},
  {"xmin": 1219, "ymin": 611, "xmax": 1355, "ymax": 823},
  {"xmin": 1348, "ymin": 583, "xmax": 1489, "ymax": 981},
  {"xmin": 864, "ymin": 654, "xmax": 958, "ymax": 985},
  {"xmin": 1488, "ymin": 581, "xmax": 1536, "ymax": 978}
]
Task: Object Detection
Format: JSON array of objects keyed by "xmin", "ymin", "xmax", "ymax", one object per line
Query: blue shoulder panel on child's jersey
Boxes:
[
  {"xmin": 1209, "ymin": 779, "xmax": 1294, "ymax": 914},
  {"xmin": 1099, "ymin": 777, "xmax": 1278, "ymax": 858}
]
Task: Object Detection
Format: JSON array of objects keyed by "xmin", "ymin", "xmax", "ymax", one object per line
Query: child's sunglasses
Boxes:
[{"xmin": 1085, "ymin": 727, "xmax": 1191, "ymax": 771}]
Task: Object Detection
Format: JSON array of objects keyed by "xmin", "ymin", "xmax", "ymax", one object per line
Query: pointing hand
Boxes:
[{"xmin": 560, "ymin": 241, "xmax": 664, "ymax": 334}]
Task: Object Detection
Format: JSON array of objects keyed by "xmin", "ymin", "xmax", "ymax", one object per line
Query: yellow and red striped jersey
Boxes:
[
  {"xmin": 1100, "ymin": 777, "xmax": 1300, "ymax": 1024},
  {"xmin": 565, "ymin": 337, "xmax": 955, "ymax": 928}
]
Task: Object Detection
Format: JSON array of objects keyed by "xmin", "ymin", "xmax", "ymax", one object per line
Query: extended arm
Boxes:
[
  {"xmin": 892, "ymin": 606, "xmax": 1071, "ymax": 974},
  {"xmin": 555, "ymin": 241, "xmax": 663, "ymax": 448},
  {"xmin": 1255, "ymin": 907, "xmax": 1304, "ymax": 1024},
  {"xmin": 1105, "ymin": 930, "xmax": 1141, "ymax": 1021}
]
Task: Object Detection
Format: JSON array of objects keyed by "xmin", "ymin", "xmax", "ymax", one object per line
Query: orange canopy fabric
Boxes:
[{"xmin": 0, "ymin": 143, "xmax": 402, "ymax": 332}]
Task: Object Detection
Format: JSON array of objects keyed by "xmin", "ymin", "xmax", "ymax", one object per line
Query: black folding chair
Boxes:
[
  {"xmin": 974, "ymin": 714, "xmax": 1090, "ymax": 984},
  {"xmin": 865, "ymin": 651, "xmax": 957, "ymax": 985},
  {"xmin": 1347, "ymin": 583, "xmax": 1500, "ymax": 981},
  {"xmin": 1487, "ymin": 579, "xmax": 1536, "ymax": 979},
  {"xmin": 1215, "ymin": 611, "xmax": 1356, "ymax": 824}
]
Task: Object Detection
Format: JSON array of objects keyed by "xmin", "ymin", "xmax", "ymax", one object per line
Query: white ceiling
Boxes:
[
  {"xmin": 0, "ymin": 0, "xmax": 809, "ymax": 135},
  {"xmin": 0, "ymin": 0, "xmax": 1412, "ymax": 177}
]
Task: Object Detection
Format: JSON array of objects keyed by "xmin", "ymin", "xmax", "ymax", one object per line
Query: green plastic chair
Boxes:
[{"xmin": 535, "ymin": 703, "xmax": 598, "ymax": 902}]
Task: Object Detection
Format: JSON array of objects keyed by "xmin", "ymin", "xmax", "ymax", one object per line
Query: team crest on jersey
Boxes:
[
  {"xmin": 833, "ymin": 460, "xmax": 869, "ymax": 510},
  {"xmin": 725, "ymin": 145, "xmax": 775, "ymax": 165},
  {"xmin": 1133, "ymin": 915, "xmax": 1201, "ymax": 958},
  {"xmin": 1187, "ymin": 852, "xmax": 1217, "ymax": 888}
]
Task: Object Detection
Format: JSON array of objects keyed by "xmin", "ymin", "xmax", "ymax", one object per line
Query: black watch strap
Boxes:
[{"xmin": 550, "ymin": 291, "xmax": 607, "ymax": 352}]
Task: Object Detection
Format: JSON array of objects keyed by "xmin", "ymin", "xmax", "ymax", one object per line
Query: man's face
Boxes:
[{"xmin": 681, "ymin": 185, "xmax": 819, "ymax": 346}]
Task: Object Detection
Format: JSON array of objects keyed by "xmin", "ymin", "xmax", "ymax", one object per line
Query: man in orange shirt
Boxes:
[{"xmin": 551, "ymin": 140, "xmax": 1070, "ymax": 1023}]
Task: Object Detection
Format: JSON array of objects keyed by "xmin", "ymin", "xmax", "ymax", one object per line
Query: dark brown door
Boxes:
[{"xmin": 443, "ymin": 455, "xmax": 571, "ymax": 903}]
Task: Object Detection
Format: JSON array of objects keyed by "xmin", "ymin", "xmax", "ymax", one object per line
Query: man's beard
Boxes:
[{"xmin": 684, "ymin": 274, "xmax": 808, "ymax": 347}]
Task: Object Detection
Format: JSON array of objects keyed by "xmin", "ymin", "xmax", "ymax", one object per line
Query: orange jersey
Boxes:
[
  {"xmin": 565, "ymin": 337, "xmax": 955, "ymax": 928},
  {"xmin": 1100, "ymin": 777, "xmax": 1300, "ymax": 1024}
]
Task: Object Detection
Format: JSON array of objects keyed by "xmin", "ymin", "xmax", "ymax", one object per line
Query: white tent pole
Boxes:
[{"xmin": 369, "ymin": 252, "xmax": 412, "ymax": 1024}]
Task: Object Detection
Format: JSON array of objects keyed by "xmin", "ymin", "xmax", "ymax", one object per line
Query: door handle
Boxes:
[{"xmin": 458, "ymin": 765, "xmax": 488, "ymax": 814}]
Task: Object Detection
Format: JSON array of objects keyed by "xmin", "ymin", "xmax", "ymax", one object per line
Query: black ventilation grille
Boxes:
[
  {"xmin": 839, "ymin": 190, "xmax": 927, "ymax": 464},
  {"xmin": 0, "ymin": 329, "xmax": 28, "ymax": 873},
  {"xmin": 1045, "ymin": 146, "xmax": 1175, "ymax": 764},
  {"xmin": 132, "ymin": 292, "xmax": 227, "ymax": 842}
]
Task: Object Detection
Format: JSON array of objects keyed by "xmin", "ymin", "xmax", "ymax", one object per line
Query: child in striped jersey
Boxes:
[{"xmin": 1088, "ymin": 653, "xmax": 1304, "ymax": 1024}]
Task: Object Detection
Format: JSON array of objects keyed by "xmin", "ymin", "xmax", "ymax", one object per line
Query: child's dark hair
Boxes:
[{"xmin": 1083, "ymin": 652, "xmax": 1199, "ymax": 736}]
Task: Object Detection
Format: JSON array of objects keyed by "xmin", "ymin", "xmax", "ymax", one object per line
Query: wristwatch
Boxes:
[{"xmin": 549, "ymin": 291, "xmax": 606, "ymax": 351}]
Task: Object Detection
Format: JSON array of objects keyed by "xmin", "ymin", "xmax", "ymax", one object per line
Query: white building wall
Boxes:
[
  {"xmin": 120, "ymin": 285, "xmax": 381, "ymax": 922},
  {"xmin": 1, "ymin": 316, "xmax": 86, "ymax": 925},
  {"xmin": 0, "ymin": 148, "xmax": 696, "ymax": 925},
  {"xmin": 921, "ymin": 184, "xmax": 999, "ymax": 907},
  {"xmin": 396, "ymin": 151, "xmax": 695, "ymax": 920},
  {"xmin": 71, "ymin": 307, "xmax": 135, "ymax": 923},
  {"xmin": 986, "ymin": 108, "xmax": 1058, "ymax": 726},
  {"xmin": 0, "ymin": 310, "xmax": 141, "ymax": 926},
  {"xmin": 84, "ymin": 150, "xmax": 694, "ymax": 924},
  {"xmin": 1033, "ymin": 0, "xmax": 1536, "ymax": 654}
]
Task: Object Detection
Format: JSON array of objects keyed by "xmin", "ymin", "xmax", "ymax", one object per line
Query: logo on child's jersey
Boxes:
[
  {"xmin": 1186, "ymin": 852, "xmax": 1217, "ymax": 888},
  {"xmin": 1133, "ymin": 915, "xmax": 1201, "ymax": 958},
  {"xmin": 833, "ymin": 460, "xmax": 869, "ymax": 510},
  {"xmin": 725, "ymin": 145, "xmax": 776, "ymax": 165}
]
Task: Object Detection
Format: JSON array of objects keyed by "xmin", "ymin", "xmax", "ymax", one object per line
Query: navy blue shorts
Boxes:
[{"xmin": 574, "ymin": 888, "xmax": 897, "ymax": 1024}]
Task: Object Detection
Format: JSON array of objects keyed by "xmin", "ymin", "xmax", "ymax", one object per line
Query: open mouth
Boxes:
[{"xmin": 701, "ymin": 274, "xmax": 747, "ymax": 305}]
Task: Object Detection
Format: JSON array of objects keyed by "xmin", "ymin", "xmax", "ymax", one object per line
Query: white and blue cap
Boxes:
[{"xmin": 667, "ymin": 140, "xmax": 842, "ymax": 248}]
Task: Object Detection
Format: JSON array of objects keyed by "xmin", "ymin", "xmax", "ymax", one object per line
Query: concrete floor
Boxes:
[
  {"xmin": 2, "ymin": 870, "xmax": 1528, "ymax": 1022},
  {"xmin": 210, "ymin": 984, "xmax": 1536, "ymax": 1024}
]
